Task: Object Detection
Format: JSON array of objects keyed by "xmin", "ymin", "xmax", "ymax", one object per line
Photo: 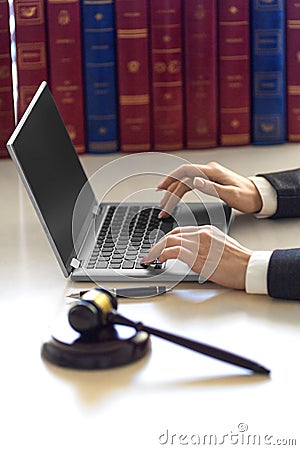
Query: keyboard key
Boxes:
[
  {"xmin": 90, "ymin": 205, "xmax": 174, "ymax": 270},
  {"xmin": 126, "ymin": 249, "xmax": 138, "ymax": 256},
  {"xmin": 109, "ymin": 262, "xmax": 121, "ymax": 269},
  {"xmin": 96, "ymin": 261, "xmax": 108, "ymax": 269},
  {"xmin": 122, "ymin": 260, "xmax": 135, "ymax": 269},
  {"xmin": 124, "ymin": 254, "xmax": 136, "ymax": 260}
]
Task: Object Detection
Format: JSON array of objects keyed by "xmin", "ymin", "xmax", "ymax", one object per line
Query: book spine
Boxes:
[
  {"xmin": 13, "ymin": 0, "xmax": 48, "ymax": 120},
  {"xmin": 183, "ymin": 0, "xmax": 218, "ymax": 149},
  {"xmin": 115, "ymin": 0, "xmax": 151, "ymax": 152},
  {"xmin": 0, "ymin": 0, "xmax": 15, "ymax": 158},
  {"xmin": 218, "ymin": 0, "xmax": 250, "ymax": 146},
  {"xmin": 286, "ymin": 1, "xmax": 300, "ymax": 142},
  {"xmin": 251, "ymin": 0, "xmax": 286, "ymax": 144},
  {"xmin": 150, "ymin": 0, "xmax": 183, "ymax": 151},
  {"xmin": 46, "ymin": 0, "xmax": 86, "ymax": 154},
  {"xmin": 81, "ymin": 0, "xmax": 118, "ymax": 153}
]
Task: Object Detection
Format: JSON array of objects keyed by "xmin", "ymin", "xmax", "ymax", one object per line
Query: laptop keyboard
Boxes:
[{"xmin": 87, "ymin": 205, "xmax": 174, "ymax": 270}]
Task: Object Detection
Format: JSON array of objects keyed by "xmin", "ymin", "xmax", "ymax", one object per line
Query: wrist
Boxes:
[
  {"xmin": 237, "ymin": 249, "xmax": 253, "ymax": 290},
  {"xmin": 248, "ymin": 179, "xmax": 263, "ymax": 214},
  {"xmin": 248, "ymin": 176, "xmax": 277, "ymax": 218}
]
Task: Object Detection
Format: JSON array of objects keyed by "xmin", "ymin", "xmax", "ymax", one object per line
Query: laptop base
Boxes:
[{"xmin": 41, "ymin": 324, "xmax": 150, "ymax": 370}]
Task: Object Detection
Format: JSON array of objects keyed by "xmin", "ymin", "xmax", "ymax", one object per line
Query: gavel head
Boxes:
[{"xmin": 68, "ymin": 288, "xmax": 118, "ymax": 334}]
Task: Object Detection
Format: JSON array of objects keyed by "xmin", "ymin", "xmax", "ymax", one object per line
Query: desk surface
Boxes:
[{"xmin": 1, "ymin": 145, "xmax": 300, "ymax": 450}]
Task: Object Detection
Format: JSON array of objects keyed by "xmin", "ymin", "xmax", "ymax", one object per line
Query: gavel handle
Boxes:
[{"xmin": 107, "ymin": 311, "xmax": 270, "ymax": 375}]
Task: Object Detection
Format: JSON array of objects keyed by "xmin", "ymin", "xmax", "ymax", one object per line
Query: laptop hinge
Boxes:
[
  {"xmin": 92, "ymin": 205, "xmax": 99, "ymax": 216},
  {"xmin": 70, "ymin": 257, "xmax": 81, "ymax": 269}
]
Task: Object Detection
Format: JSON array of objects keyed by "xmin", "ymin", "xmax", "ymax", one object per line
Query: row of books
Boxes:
[{"xmin": 0, "ymin": 0, "xmax": 299, "ymax": 159}]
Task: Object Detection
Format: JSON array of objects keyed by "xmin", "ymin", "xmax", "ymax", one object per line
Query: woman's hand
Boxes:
[
  {"xmin": 157, "ymin": 161, "xmax": 263, "ymax": 218},
  {"xmin": 141, "ymin": 225, "xmax": 253, "ymax": 290}
]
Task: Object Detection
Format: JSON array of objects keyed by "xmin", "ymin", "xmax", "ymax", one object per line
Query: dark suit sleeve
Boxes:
[
  {"xmin": 256, "ymin": 169, "xmax": 300, "ymax": 299},
  {"xmin": 257, "ymin": 168, "xmax": 300, "ymax": 218},
  {"xmin": 268, "ymin": 249, "xmax": 300, "ymax": 300}
]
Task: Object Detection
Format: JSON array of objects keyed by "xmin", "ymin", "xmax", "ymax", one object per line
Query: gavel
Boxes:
[{"xmin": 67, "ymin": 287, "xmax": 270, "ymax": 375}]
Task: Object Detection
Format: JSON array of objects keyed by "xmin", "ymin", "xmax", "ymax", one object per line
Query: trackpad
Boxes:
[{"xmin": 172, "ymin": 202, "xmax": 231, "ymax": 232}]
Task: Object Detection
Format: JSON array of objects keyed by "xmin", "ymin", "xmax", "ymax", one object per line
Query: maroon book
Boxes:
[
  {"xmin": 115, "ymin": 0, "xmax": 151, "ymax": 152},
  {"xmin": 46, "ymin": 0, "xmax": 86, "ymax": 154},
  {"xmin": 0, "ymin": 0, "xmax": 15, "ymax": 158},
  {"xmin": 150, "ymin": 0, "xmax": 183, "ymax": 150},
  {"xmin": 184, "ymin": 0, "xmax": 218, "ymax": 149},
  {"xmin": 218, "ymin": 0, "xmax": 250, "ymax": 146},
  {"xmin": 14, "ymin": 0, "xmax": 48, "ymax": 120},
  {"xmin": 286, "ymin": 3, "xmax": 300, "ymax": 142}
]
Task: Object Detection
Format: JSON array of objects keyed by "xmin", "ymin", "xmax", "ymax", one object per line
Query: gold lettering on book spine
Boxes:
[
  {"xmin": 17, "ymin": 42, "xmax": 46, "ymax": 69},
  {"xmin": 118, "ymin": 29, "xmax": 148, "ymax": 39},
  {"xmin": 289, "ymin": 134, "xmax": 300, "ymax": 141},
  {"xmin": 120, "ymin": 95, "xmax": 149, "ymax": 106},
  {"xmin": 48, "ymin": 0, "xmax": 78, "ymax": 3},
  {"xmin": 221, "ymin": 134, "xmax": 250, "ymax": 145},
  {"xmin": 288, "ymin": 20, "xmax": 300, "ymax": 29},
  {"xmin": 229, "ymin": 5, "xmax": 239, "ymax": 14},
  {"xmin": 16, "ymin": 1, "xmax": 44, "ymax": 25},
  {"xmin": 58, "ymin": 10, "xmax": 71, "ymax": 25},
  {"xmin": 122, "ymin": 144, "xmax": 150, "ymax": 151},
  {"xmin": 288, "ymin": 85, "xmax": 300, "ymax": 95},
  {"xmin": 127, "ymin": 60, "xmax": 140, "ymax": 73}
]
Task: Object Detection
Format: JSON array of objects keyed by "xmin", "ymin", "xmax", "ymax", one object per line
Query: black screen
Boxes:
[{"xmin": 9, "ymin": 84, "xmax": 96, "ymax": 275}]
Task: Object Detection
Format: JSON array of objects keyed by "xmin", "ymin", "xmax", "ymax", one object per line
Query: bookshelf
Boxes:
[{"xmin": 1, "ymin": 0, "xmax": 299, "ymax": 158}]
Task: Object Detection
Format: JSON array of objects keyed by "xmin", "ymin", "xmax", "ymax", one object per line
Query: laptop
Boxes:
[{"xmin": 7, "ymin": 81, "xmax": 233, "ymax": 283}]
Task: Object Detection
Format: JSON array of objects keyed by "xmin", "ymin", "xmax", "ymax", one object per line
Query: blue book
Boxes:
[
  {"xmin": 81, "ymin": 0, "xmax": 118, "ymax": 153},
  {"xmin": 251, "ymin": 0, "xmax": 286, "ymax": 144}
]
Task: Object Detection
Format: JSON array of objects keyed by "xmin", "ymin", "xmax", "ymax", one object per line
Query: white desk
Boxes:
[{"xmin": 1, "ymin": 145, "xmax": 300, "ymax": 450}]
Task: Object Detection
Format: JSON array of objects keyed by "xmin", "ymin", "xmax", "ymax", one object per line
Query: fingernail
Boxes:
[{"xmin": 158, "ymin": 211, "xmax": 168, "ymax": 219}]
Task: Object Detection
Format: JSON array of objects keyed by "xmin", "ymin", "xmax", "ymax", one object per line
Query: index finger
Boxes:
[
  {"xmin": 157, "ymin": 164, "xmax": 207, "ymax": 191},
  {"xmin": 140, "ymin": 236, "xmax": 168, "ymax": 264}
]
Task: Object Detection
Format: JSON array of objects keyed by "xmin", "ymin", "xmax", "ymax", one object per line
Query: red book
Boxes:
[
  {"xmin": 286, "ymin": 2, "xmax": 300, "ymax": 142},
  {"xmin": 184, "ymin": 0, "xmax": 218, "ymax": 149},
  {"xmin": 46, "ymin": 0, "xmax": 85, "ymax": 154},
  {"xmin": 218, "ymin": 0, "xmax": 250, "ymax": 146},
  {"xmin": 115, "ymin": 0, "xmax": 151, "ymax": 152},
  {"xmin": 0, "ymin": 0, "xmax": 15, "ymax": 158},
  {"xmin": 14, "ymin": 0, "xmax": 48, "ymax": 120},
  {"xmin": 150, "ymin": 0, "xmax": 183, "ymax": 150}
]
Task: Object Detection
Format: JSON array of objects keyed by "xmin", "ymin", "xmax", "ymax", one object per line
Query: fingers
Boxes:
[
  {"xmin": 158, "ymin": 246, "xmax": 194, "ymax": 267},
  {"xmin": 141, "ymin": 232, "xmax": 193, "ymax": 264},
  {"xmin": 157, "ymin": 164, "xmax": 207, "ymax": 191},
  {"xmin": 141, "ymin": 223, "xmax": 252, "ymax": 290},
  {"xmin": 157, "ymin": 162, "xmax": 234, "ymax": 191},
  {"xmin": 157, "ymin": 162, "xmax": 237, "ymax": 218},
  {"xmin": 158, "ymin": 177, "xmax": 193, "ymax": 218},
  {"xmin": 140, "ymin": 226, "xmax": 219, "ymax": 266},
  {"xmin": 193, "ymin": 176, "xmax": 235, "ymax": 203}
]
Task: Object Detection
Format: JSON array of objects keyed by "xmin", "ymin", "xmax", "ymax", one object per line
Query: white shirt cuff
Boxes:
[
  {"xmin": 248, "ymin": 176, "xmax": 277, "ymax": 218},
  {"xmin": 245, "ymin": 251, "xmax": 273, "ymax": 295}
]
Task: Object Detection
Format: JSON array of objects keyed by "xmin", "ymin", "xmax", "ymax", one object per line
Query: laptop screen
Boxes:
[{"xmin": 7, "ymin": 82, "xmax": 96, "ymax": 276}]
